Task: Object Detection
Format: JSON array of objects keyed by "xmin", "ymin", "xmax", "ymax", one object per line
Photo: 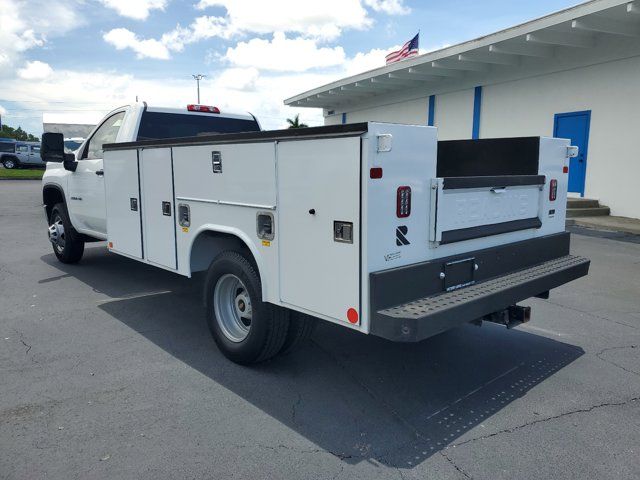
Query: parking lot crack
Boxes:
[
  {"xmin": 596, "ymin": 345, "xmax": 639, "ymax": 377},
  {"xmin": 440, "ymin": 450, "xmax": 472, "ymax": 479},
  {"xmin": 311, "ymin": 340, "xmax": 424, "ymax": 441},
  {"xmin": 451, "ymin": 397, "xmax": 640, "ymax": 448},
  {"xmin": 544, "ymin": 300, "xmax": 638, "ymax": 331}
]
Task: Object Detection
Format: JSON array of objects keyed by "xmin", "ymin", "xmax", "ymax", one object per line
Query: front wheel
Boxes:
[
  {"xmin": 204, "ymin": 251, "xmax": 290, "ymax": 364},
  {"xmin": 49, "ymin": 203, "xmax": 84, "ymax": 264}
]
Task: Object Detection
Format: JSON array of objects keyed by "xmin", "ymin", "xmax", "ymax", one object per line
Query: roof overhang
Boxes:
[{"xmin": 285, "ymin": 0, "xmax": 639, "ymax": 109}]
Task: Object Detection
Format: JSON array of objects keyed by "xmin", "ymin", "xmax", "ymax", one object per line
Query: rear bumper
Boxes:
[{"xmin": 369, "ymin": 233, "xmax": 590, "ymax": 342}]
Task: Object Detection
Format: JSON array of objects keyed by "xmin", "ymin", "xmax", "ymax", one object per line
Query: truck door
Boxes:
[
  {"xmin": 140, "ymin": 148, "xmax": 177, "ymax": 270},
  {"xmin": 69, "ymin": 111, "xmax": 125, "ymax": 236},
  {"xmin": 277, "ymin": 137, "xmax": 361, "ymax": 324}
]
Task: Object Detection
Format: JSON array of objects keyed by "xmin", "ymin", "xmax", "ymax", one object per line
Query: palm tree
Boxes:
[{"xmin": 286, "ymin": 114, "xmax": 308, "ymax": 129}]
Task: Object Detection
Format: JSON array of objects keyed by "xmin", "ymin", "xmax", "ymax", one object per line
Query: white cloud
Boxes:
[
  {"xmin": 224, "ymin": 33, "xmax": 346, "ymax": 72},
  {"xmin": 344, "ymin": 47, "xmax": 396, "ymax": 76},
  {"xmin": 160, "ymin": 16, "xmax": 230, "ymax": 52},
  {"xmin": 0, "ymin": 0, "xmax": 81, "ymax": 73},
  {"xmin": 363, "ymin": 0, "xmax": 410, "ymax": 15},
  {"xmin": 195, "ymin": 0, "xmax": 372, "ymax": 41},
  {"xmin": 17, "ymin": 61, "xmax": 53, "ymax": 80},
  {"xmin": 215, "ymin": 68, "xmax": 261, "ymax": 92},
  {"xmin": 103, "ymin": 0, "xmax": 411, "ymax": 60},
  {"xmin": 0, "ymin": 104, "xmax": 7, "ymax": 116},
  {"xmin": 103, "ymin": 28, "xmax": 171, "ymax": 60},
  {"xmin": 99, "ymin": 0, "xmax": 167, "ymax": 20}
]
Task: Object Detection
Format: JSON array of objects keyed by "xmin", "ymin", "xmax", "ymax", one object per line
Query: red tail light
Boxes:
[
  {"xmin": 397, "ymin": 186, "xmax": 411, "ymax": 218},
  {"xmin": 370, "ymin": 167, "xmax": 383, "ymax": 179},
  {"xmin": 187, "ymin": 104, "xmax": 220, "ymax": 114},
  {"xmin": 549, "ymin": 179, "xmax": 558, "ymax": 201}
]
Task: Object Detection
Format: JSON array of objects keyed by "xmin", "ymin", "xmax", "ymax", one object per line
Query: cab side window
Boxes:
[
  {"xmin": 16, "ymin": 145, "xmax": 29, "ymax": 153},
  {"xmin": 82, "ymin": 112, "xmax": 125, "ymax": 160},
  {"xmin": 31, "ymin": 146, "xmax": 41, "ymax": 154}
]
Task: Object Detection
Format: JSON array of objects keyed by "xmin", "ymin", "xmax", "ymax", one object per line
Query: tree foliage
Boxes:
[
  {"xmin": 0, "ymin": 123, "xmax": 40, "ymax": 142},
  {"xmin": 286, "ymin": 114, "xmax": 308, "ymax": 129}
]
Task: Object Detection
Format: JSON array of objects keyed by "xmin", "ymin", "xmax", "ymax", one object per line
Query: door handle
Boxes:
[
  {"xmin": 490, "ymin": 187, "xmax": 507, "ymax": 194},
  {"xmin": 95, "ymin": 170, "xmax": 104, "ymax": 176}
]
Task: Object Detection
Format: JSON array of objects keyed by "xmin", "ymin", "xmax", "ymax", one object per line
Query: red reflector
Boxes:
[
  {"xmin": 347, "ymin": 308, "xmax": 359, "ymax": 324},
  {"xmin": 549, "ymin": 179, "xmax": 558, "ymax": 201},
  {"xmin": 187, "ymin": 104, "xmax": 220, "ymax": 114},
  {"xmin": 563, "ymin": 166, "xmax": 569, "ymax": 174},
  {"xmin": 397, "ymin": 186, "xmax": 411, "ymax": 218},
  {"xmin": 370, "ymin": 167, "xmax": 383, "ymax": 179}
]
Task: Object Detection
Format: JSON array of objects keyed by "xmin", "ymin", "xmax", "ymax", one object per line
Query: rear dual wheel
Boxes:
[{"xmin": 205, "ymin": 250, "xmax": 316, "ymax": 364}]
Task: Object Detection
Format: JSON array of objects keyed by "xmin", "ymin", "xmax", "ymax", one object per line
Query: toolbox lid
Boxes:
[{"xmin": 104, "ymin": 122, "xmax": 369, "ymax": 151}]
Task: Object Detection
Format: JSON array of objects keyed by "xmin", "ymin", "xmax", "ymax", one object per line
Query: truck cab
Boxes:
[{"xmin": 42, "ymin": 103, "xmax": 261, "ymax": 241}]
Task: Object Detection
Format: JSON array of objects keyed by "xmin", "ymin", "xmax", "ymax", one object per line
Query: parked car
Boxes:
[{"xmin": 0, "ymin": 141, "xmax": 45, "ymax": 169}]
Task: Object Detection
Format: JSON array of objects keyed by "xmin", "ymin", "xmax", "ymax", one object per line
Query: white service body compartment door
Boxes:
[
  {"xmin": 278, "ymin": 137, "xmax": 361, "ymax": 324},
  {"xmin": 104, "ymin": 149, "xmax": 142, "ymax": 259},
  {"xmin": 140, "ymin": 148, "xmax": 177, "ymax": 270}
]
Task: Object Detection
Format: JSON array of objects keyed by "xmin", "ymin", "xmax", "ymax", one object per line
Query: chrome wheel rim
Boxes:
[
  {"xmin": 4, "ymin": 160, "xmax": 14, "ymax": 169},
  {"xmin": 48, "ymin": 215, "xmax": 65, "ymax": 253},
  {"xmin": 213, "ymin": 274, "xmax": 252, "ymax": 343}
]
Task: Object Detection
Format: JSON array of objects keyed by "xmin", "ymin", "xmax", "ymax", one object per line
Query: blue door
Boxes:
[{"xmin": 553, "ymin": 111, "xmax": 591, "ymax": 196}]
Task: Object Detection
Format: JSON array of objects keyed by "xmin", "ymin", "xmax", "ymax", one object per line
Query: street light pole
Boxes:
[{"xmin": 192, "ymin": 74, "xmax": 205, "ymax": 103}]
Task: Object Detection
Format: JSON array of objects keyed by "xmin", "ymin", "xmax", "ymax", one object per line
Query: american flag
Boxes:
[{"xmin": 385, "ymin": 33, "xmax": 420, "ymax": 65}]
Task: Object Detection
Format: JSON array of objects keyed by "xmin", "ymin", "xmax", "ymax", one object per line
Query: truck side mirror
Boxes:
[
  {"xmin": 41, "ymin": 132, "xmax": 65, "ymax": 162},
  {"xmin": 41, "ymin": 132, "xmax": 76, "ymax": 170}
]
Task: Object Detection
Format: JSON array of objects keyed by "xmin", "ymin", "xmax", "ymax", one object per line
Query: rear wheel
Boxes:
[
  {"xmin": 279, "ymin": 312, "xmax": 317, "ymax": 355},
  {"xmin": 3, "ymin": 158, "xmax": 18, "ymax": 169},
  {"xmin": 205, "ymin": 250, "xmax": 289, "ymax": 364},
  {"xmin": 49, "ymin": 203, "xmax": 84, "ymax": 264}
]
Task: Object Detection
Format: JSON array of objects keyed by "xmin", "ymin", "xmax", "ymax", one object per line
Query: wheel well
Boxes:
[
  {"xmin": 190, "ymin": 230, "xmax": 256, "ymax": 274},
  {"xmin": 43, "ymin": 185, "xmax": 65, "ymax": 222},
  {"xmin": 2, "ymin": 155, "xmax": 19, "ymax": 162}
]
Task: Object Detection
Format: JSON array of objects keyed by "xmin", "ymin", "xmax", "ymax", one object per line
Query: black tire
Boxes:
[
  {"xmin": 204, "ymin": 250, "xmax": 290, "ymax": 365},
  {"xmin": 3, "ymin": 157, "xmax": 19, "ymax": 169},
  {"xmin": 49, "ymin": 203, "xmax": 85, "ymax": 264},
  {"xmin": 279, "ymin": 312, "xmax": 317, "ymax": 355}
]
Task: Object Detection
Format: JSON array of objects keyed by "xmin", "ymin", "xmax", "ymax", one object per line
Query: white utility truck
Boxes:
[{"xmin": 41, "ymin": 103, "xmax": 590, "ymax": 364}]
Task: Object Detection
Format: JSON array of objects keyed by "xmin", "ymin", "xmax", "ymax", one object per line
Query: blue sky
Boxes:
[{"xmin": 0, "ymin": 0, "xmax": 580, "ymax": 134}]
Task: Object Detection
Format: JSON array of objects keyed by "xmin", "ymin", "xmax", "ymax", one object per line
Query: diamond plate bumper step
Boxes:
[{"xmin": 373, "ymin": 255, "xmax": 590, "ymax": 342}]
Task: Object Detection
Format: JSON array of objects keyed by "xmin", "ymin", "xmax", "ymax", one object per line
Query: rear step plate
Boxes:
[{"xmin": 373, "ymin": 255, "xmax": 590, "ymax": 342}]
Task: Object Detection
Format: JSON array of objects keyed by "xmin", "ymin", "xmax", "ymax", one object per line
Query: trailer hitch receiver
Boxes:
[{"xmin": 483, "ymin": 305, "xmax": 531, "ymax": 329}]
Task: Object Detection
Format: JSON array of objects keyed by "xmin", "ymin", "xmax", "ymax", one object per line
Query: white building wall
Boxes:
[
  {"xmin": 433, "ymin": 89, "xmax": 475, "ymax": 140},
  {"xmin": 481, "ymin": 55, "xmax": 640, "ymax": 218},
  {"xmin": 327, "ymin": 98, "xmax": 428, "ymax": 126},
  {"xmin": 324, "ymin": 56, "xmax": 640, "ymax": 219}
]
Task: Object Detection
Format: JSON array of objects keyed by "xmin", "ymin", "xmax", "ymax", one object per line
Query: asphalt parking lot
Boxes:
[{"xmin": 1, "ymin": 179, "xmax": 639, "ymax": 480}]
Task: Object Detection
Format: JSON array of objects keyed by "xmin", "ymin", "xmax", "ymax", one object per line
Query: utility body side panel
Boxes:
[
  {"xmin": 103, "ymin": 149, "xmax": 142, "ymax": 259},
  {"xmin": 172, "ymin": 142, "xmax": 279, "ymax": 302},
  {"xmin": 277, "ymin": 137, "xmax": 361, "ymax": 325},
  {"xmin": 140, "ymin": 148, "xmax": 177, "ymax": 270}
]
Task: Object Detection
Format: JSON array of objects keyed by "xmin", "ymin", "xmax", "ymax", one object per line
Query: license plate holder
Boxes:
[{"xmin": 444, "ymin": 257, "xmax": 476, "ymax": 292}]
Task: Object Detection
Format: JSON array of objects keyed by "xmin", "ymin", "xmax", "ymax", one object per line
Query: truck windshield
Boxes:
[{"xmin": 137, "ymin": 112, "xmax": 260, "ymax": 141}]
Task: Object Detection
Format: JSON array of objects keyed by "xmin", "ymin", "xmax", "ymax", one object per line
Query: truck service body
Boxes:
[{"xmin": 42, "ymin": 104, "xmax": 590, "ymax": 364}]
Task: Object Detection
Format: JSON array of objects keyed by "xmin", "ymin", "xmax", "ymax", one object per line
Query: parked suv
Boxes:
[{"xmin": 0, "ymin": 141, "xmax": 44, "ymax": 169}]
